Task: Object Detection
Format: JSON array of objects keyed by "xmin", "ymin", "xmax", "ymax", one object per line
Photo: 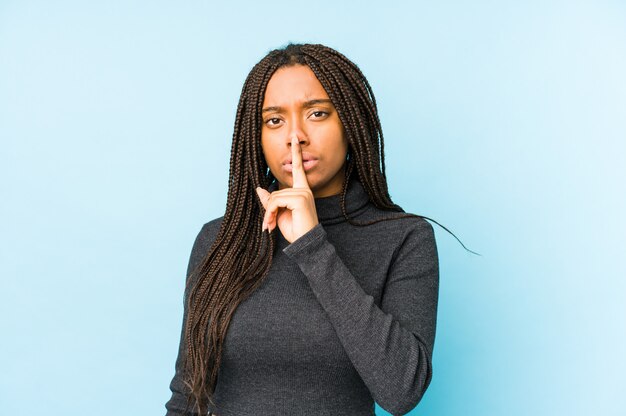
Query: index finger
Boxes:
[{"xmin": 290, "ymin": 134, "xmax": 310, "ymax": 189}]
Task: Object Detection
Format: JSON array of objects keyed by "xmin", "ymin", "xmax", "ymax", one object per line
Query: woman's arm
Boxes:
[
  {"xmin": 164, "ymin": 222, "xmax": 217, "ymax": 416},
  {"xmin": 282, "ymin": 218, "xmax": 439, "ymax": 416}
]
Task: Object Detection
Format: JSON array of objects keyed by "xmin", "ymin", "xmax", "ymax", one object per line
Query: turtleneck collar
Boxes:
[{"xmin": 267, "ymin": 175, "xmax": 371, "ymax": 225}]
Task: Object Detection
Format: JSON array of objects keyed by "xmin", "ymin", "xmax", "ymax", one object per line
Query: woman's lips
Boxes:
[{"xmin": 282, "ymin": 159, "xmax": 318, "ymax": 172}]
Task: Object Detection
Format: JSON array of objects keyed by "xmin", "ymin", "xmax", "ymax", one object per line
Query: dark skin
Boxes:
[{"xmin": 255, "ymin": 64, "xmax": 349, "ymax": 243}]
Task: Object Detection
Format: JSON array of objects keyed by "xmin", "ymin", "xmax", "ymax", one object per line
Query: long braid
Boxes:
[
  {"xmin": 303, "ymin": 46, "xmax": 396, "ymax": 212},
  {"xmin": 180, "ymin": 42, "xmax": 478, "ymax": 416}
]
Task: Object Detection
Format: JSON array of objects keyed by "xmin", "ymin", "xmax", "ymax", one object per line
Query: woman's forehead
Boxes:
[{"xmin": 263, "ymin": 65, "xmax": 329, "ymax": 106}]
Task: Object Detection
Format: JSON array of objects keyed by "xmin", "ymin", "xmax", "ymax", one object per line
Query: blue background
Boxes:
[{"xmin": 1, "ymin": 0, "xmax": 624, "ymax": 414}]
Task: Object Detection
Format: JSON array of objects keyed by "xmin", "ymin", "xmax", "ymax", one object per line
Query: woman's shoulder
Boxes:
[
  {"xmin": 198, "ymin": 215, "xmax": 225, "ymax": 237},
  {"xmin": 366, "ymin": 210, "xmax": 438, "ymax": 269},
  {"xmin": 351, "ymin": 204, "xmax": 437, "ymax": 258},
  {"xmin": 186, "ymin": 216, "xmax": 225, "ymax": 277},
  {"xmin": 361, "ymin": 203, "xmax": 435, "ymax": 235},
  {"xmin": 195, "ymin": 215, "xmax": 226, "ymax": 248}
]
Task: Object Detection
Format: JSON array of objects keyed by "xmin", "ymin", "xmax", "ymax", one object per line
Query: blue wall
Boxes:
[{"xmin": 1, "ymin": 1, "xmax": 624, "ymax": 414}]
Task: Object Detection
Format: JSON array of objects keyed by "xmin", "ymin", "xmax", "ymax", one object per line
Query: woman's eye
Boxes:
[
  {"xmin": 311, "ymin": 111, "xmax": 328, "ymax": 119},
  {"xmin": 266, "ymin": 118, "xmax": 282, "ymax": 126}
]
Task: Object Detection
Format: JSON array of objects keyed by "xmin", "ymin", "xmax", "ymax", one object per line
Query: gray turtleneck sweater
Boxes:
[{"xmin": 164, "ymin": 177, "xmax": 439, "ymax": 416}]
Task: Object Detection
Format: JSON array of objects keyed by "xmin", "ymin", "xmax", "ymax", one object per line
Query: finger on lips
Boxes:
[
  {"xmin": 259, "ymin": 135, "xmax": 310, "ymax": 233},
  {"xmin": 291, "ymin": 135, "xmax": 310, "ymax": 190}
]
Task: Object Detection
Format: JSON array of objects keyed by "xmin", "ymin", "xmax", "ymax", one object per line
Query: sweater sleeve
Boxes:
[
  {"xmin": 282, "ymin": 220, "xmax": 439, "ymax": 416},
  {"xmin": 164, "ymin": 222, "xmax": 216, "ymax": 416}
]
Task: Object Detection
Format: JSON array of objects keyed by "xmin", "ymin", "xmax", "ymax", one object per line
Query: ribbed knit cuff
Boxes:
[{"xmin": 282, "ymin": 223, "xmax": 327, "ymax": 257}]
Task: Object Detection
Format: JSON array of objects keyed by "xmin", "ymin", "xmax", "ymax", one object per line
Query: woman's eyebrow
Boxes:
[
  {"xmin": 262, "ymin": 99, "xmax": 334, "ymax": 114},
  {"xmin": 303, "ymin": 98, "xmax": 333, "ymax": 108}
]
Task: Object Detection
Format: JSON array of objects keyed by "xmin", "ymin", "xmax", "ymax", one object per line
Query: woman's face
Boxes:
[{"xmin": 260, "ymin": 64, "xmax": 348, "ymax": 198}]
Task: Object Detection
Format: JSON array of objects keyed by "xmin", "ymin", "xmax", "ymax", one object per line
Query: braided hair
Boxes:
[{"xmin": 180, "ymin": 43, "xmax": 476, "ymax": 415}]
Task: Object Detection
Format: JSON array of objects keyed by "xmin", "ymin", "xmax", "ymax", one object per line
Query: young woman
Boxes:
[{"xmin": 164, "ymin": 43, "xmax": 464, "ymax": 416}]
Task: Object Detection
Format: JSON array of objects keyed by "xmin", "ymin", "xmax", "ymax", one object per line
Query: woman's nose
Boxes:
[{"xmin": 286, "ymin": 117, "xmax": 309, "ymax": 146}]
